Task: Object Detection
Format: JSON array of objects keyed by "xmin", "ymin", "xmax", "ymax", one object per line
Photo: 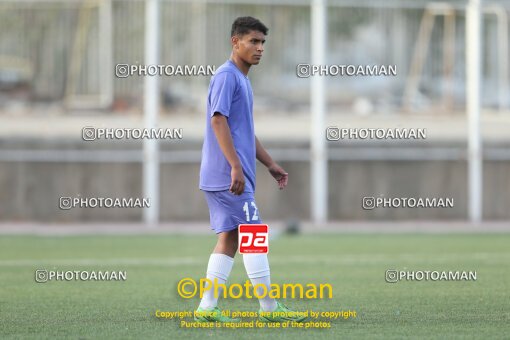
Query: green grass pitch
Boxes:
[{"xmin": 1, "ymin": 233, "xmax": 509, "ymax": 339}]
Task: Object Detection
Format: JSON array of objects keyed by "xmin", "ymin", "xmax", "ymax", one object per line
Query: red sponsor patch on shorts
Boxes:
[{"xmin": 238, "ymin": 224, "xmax": 269, "ymax": 254}]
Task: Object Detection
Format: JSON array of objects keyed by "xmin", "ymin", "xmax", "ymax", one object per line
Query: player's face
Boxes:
[{"xmin": 232, "ymin": 30, "xmax": 266, "ymax": 65}]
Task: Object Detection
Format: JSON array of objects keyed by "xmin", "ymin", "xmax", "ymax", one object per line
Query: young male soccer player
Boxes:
[{"xmin": 196, "ymin": 16, "xmax": 306, "ymax": 323}]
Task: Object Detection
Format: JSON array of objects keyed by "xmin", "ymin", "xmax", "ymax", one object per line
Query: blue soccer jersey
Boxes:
[{"xmin": 199, "ymin": 60, "xmax": 256, "ymax": 193}]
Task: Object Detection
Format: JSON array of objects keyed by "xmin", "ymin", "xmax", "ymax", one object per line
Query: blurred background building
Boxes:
[{"xmin": 0, "ymin": 0, "xmax": 509, "ymax": 223}]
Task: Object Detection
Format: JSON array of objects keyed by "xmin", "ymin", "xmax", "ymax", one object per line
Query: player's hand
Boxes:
[
  {"xmin": 268, "ymin": 163, "xmax": 288, "ymax": 190},
  {"xmin": 230, "ymin": 166, "xmax": 245, "ymax": 195}
]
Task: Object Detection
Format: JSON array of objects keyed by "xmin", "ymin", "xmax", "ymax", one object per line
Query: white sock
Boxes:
[
  {"xmin": 243, "ymin": 253, "xmax": 278, "ymax": 312},
  {"xmin": 198, "ymin": 253, "xmax": 234, "ymax": 310}
]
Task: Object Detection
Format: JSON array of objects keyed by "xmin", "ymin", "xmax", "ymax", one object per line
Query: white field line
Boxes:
[{"xmin": 0, "ymin": 253, "xmax": 508, "ymax": 267}]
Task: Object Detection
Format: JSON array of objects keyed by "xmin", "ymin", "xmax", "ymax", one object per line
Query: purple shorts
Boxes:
[{"xmin": 203, "ymin": 190, "xmax": 263, "ymax": 234}]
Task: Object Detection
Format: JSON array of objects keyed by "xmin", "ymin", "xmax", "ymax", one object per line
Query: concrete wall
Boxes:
[{"xmin": 1, "ymin": 139, "xmax": 509, "ymax": 221}]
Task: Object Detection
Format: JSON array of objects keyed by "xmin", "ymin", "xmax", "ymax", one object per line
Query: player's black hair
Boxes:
[{"xmin": 231, "ymin": 16, "xmax": 268, "ymax": 37}]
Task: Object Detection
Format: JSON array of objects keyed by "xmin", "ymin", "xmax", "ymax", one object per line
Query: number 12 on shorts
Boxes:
[
  {"xmin": 238, "ymin": 224, "xmax": 269, "ymax": 254},
  {"xmin": 242, "ymin": 201, "xmax": 259, "ymax": 222}
]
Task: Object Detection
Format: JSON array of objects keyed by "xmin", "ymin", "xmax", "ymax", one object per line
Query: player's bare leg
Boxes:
[{"xmin": 213, "ymin": 229, "xmax": 238, "ymax": 258}]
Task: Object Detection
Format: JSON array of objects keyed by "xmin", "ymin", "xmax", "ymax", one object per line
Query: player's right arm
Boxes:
[{"xmin": 211, "ymin": 113, "xmax": 245, "ymax": 195}]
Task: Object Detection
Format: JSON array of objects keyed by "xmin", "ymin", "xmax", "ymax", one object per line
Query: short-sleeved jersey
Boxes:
[{"xmin": 199, "ymin": 60, "xmax": 256, "ymax": 193}]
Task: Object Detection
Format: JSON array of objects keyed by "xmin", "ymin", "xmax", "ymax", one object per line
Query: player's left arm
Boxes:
[{"xmin": 255, "ymin": 135, "xmax": 288, "ymax": 190}]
